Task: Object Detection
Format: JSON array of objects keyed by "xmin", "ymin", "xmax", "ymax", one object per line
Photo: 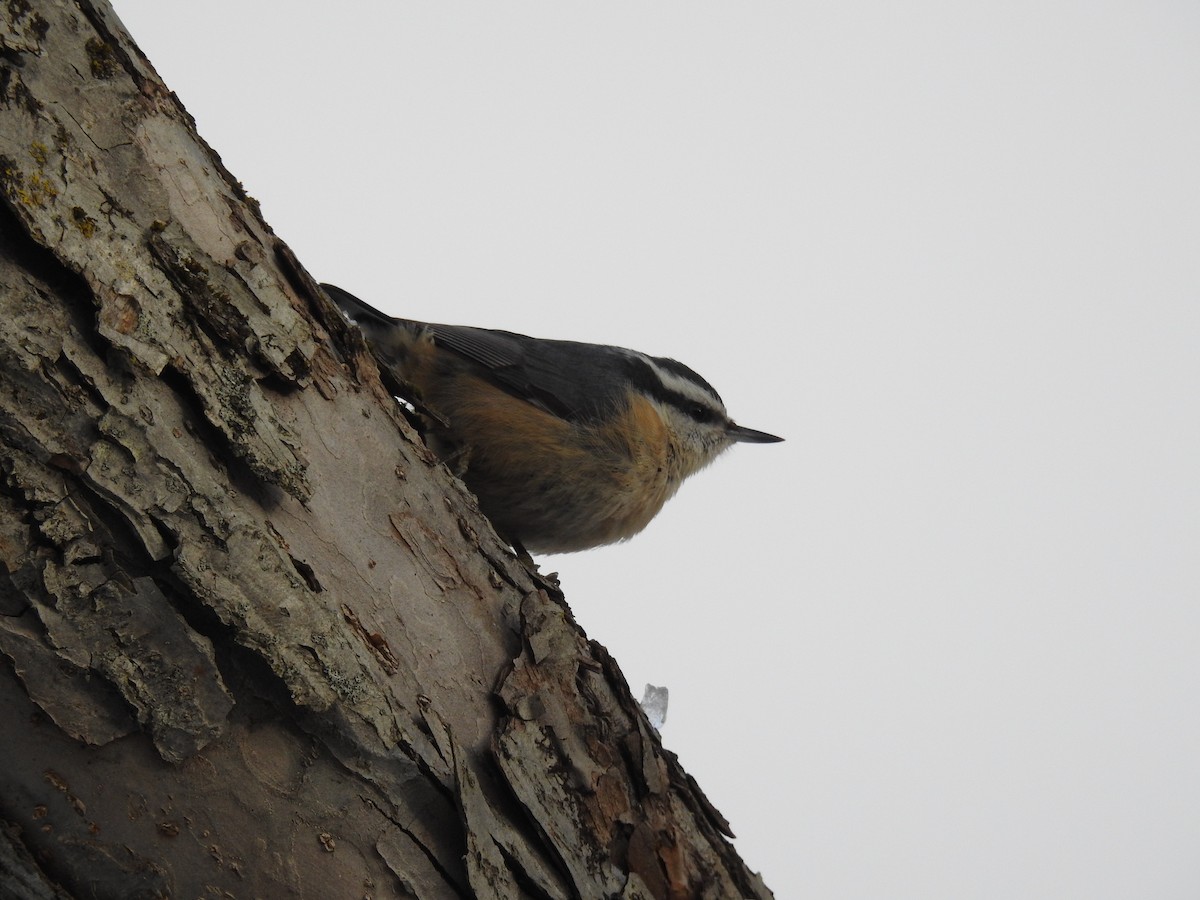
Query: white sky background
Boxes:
[{"xmin": 112, "ymin": 3, "xmax": 1199, "ymax": 897}]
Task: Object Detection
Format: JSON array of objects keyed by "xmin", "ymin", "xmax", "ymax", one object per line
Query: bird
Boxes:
[{"xmin": 324, "ymin": 283, "xmax": 782, "ymax": 554}]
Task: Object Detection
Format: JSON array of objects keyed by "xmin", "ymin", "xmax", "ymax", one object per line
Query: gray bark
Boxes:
[{"xmin": 0, "ymin": 2, "xmax": 773, "ymax": 897}]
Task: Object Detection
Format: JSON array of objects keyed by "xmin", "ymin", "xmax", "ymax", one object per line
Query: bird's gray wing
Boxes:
[
  {"xmin": 425, "ymin": 323, "xmax": 631, "ymax": 422},
  {"xmin": 323, "ymin": 283, "xmax": 629, "ymax": 422}
]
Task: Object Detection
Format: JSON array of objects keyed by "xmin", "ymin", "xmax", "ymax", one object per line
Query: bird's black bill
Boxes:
[{"xmin": 728, "ymin": 423, "xmax": 784, "ymax": 444}]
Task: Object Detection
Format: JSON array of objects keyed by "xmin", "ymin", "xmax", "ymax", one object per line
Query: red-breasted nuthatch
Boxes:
[{"xmin": 325, "ymin": 283, "xmax": 782, "ymax": 554}]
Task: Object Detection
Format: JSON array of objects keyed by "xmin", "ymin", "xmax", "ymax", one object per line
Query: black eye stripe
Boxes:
[{"xmin": 658, "ymin": 390, "xmax": 721, "ymax": 424}]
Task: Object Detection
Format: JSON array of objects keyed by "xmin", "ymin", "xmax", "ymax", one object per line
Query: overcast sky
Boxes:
[{"xmin": 113, "ymin": 3, "xmax": 1200, "ymax": 897}]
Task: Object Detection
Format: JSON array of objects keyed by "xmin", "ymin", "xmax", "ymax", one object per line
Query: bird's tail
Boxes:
[{"xmin": 322, "ymin": 283, "xmax": 398, "ymax": 329}]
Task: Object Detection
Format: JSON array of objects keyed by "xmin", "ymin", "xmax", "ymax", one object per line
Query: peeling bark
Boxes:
[{"xmin": 0, "ymin": 2, "xmax": 774, "ymax": 898}]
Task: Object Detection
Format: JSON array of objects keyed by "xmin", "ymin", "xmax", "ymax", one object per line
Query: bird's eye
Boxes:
[{"xmin": 689, "ymin": 404, "xmax": 713, "ymax": 423}]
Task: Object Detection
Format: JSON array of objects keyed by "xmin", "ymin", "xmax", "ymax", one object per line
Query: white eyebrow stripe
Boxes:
[{"xmin": 643, "ymin": 358, "xmax": 727, "ymax": 414}]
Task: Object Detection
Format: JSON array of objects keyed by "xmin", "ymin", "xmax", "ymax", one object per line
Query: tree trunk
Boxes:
[{"xmin": 0, "ymin": 3, "xmax": 772, "ymax": 898}]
